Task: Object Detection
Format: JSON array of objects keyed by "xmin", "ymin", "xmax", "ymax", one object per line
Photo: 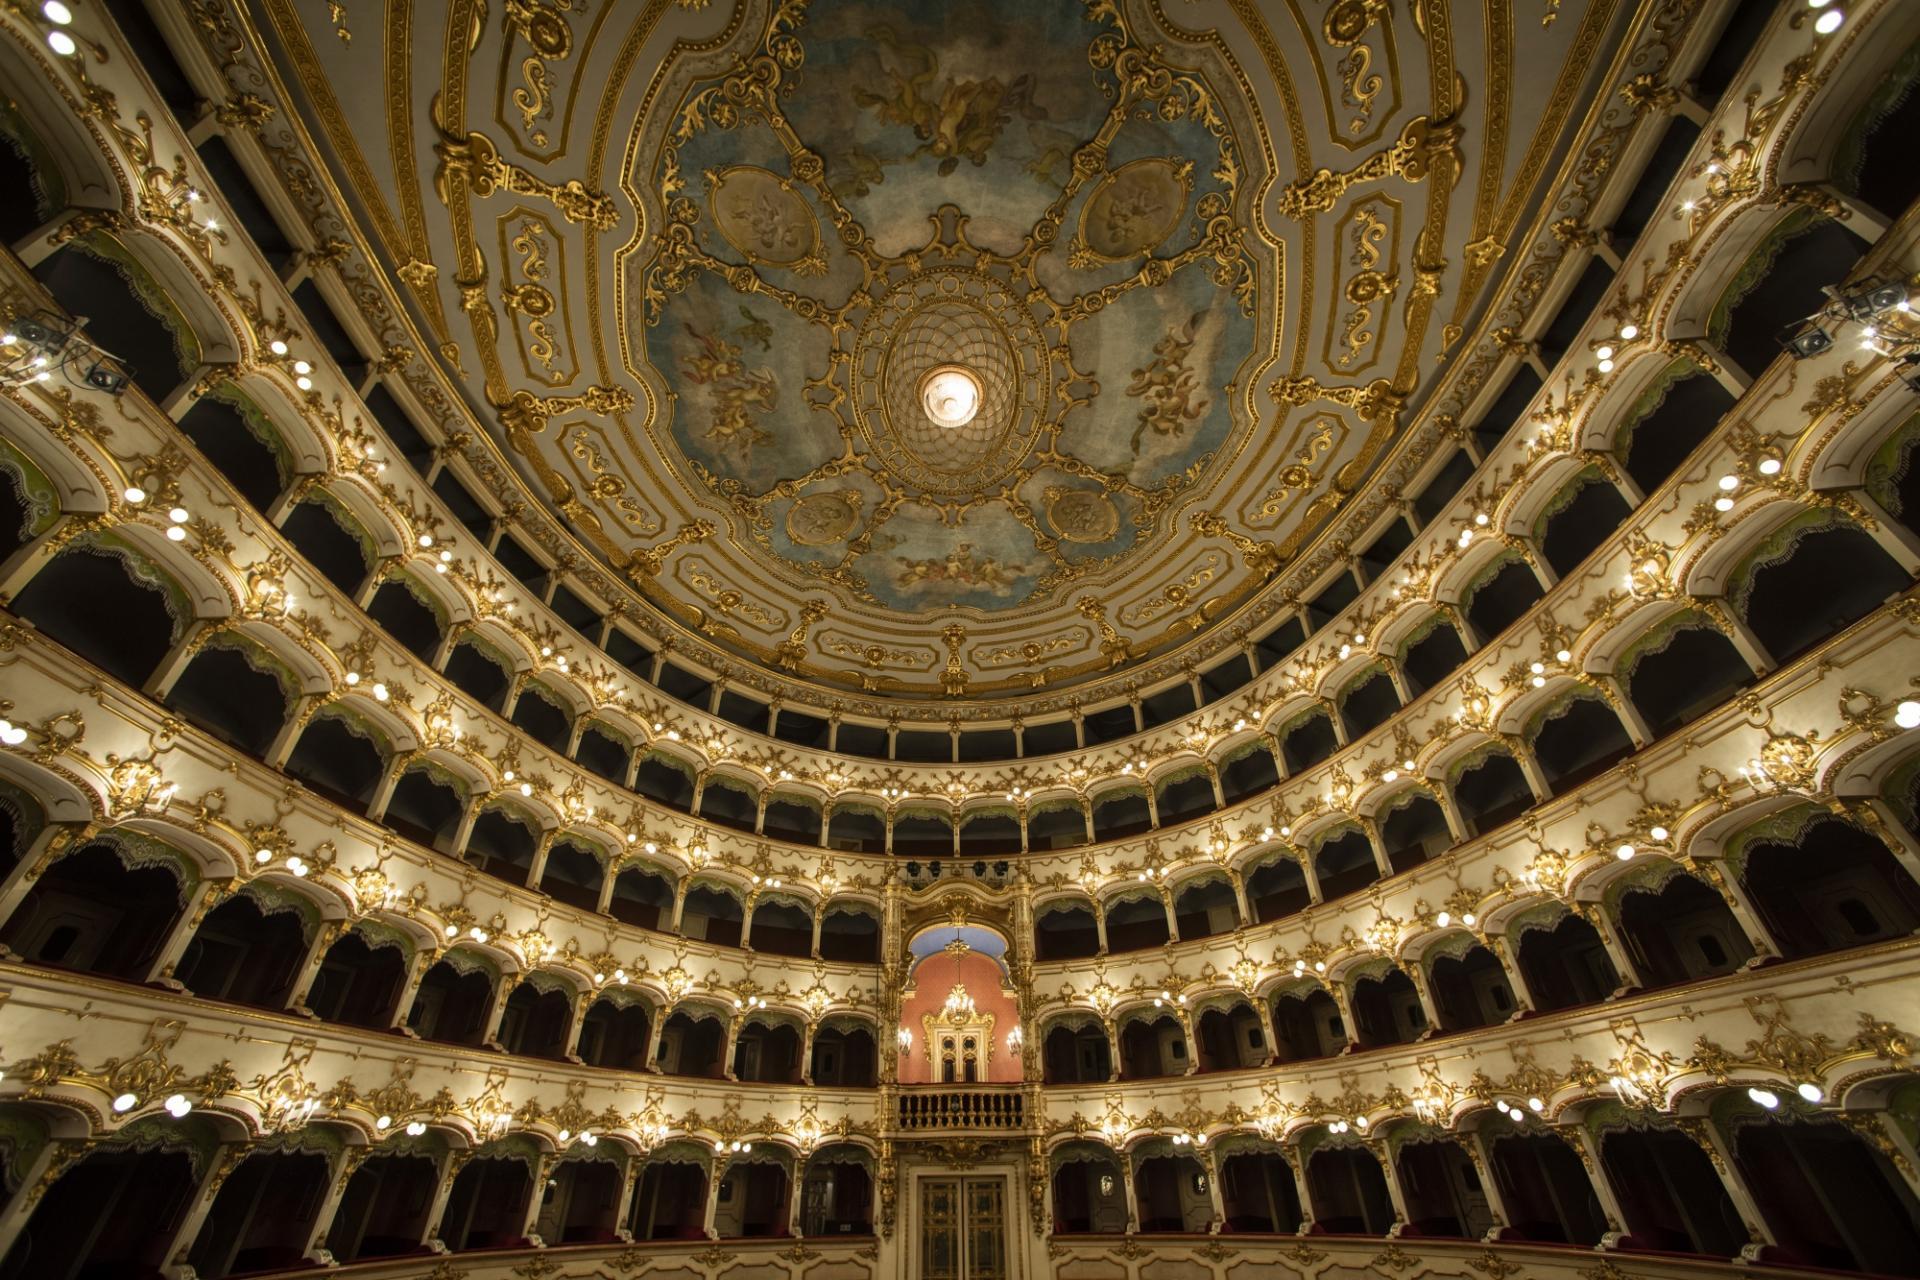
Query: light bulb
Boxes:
[
  {"xmin": 47, "ymin": 29, "xmax": 76, "ymax": 56},
  {"xmin": 168, "ymin": 506, "xmax": 189, "ymax": 523},
  {"xmin": 43, "ymin": 1, "xmax": 73, "ymax": 23},
  {"xmin": 1758, "ymin": 457, "xmax": 1782, "ymax": 475},
  {"xmin": 920, "ymin": 366, "xmax": 982, "ymax": 429},
  {"xmin": 112, "ymin": 1092, "xmax": 138, "ymax": 1113},
  {"xmin": 165, "ymin": 1094, "xmax": 191, "ymax": 1118},
  {"xmin": 1894, "ymin": 700, "xmax": 1920, "ymax": 730},
  {"xmin": 1747, "ymin": 1087, "xmax": 1780, "ymax": 1109},
  {"xmin": 1814, "ymin": 8, "xmax": 1843, "ymax": 33},
  {"xmin": 270, "ymin": 339, "xmax": 289, "ymax": 356},
  {"xmin": 1616, "ymin": 844, "xmax": 1635, "ymax": 860},
  {"xmin": 123, "ymin": 486, "xmax": 146, "ymax": 504},
  {"xmin": 1718, "ymin": 474, "xmax": 1739, "ymax": 492},
  {"xmin": 1619, "ymin": 324, "xmax": 1639, "ymax": 339},
  {"xmin": 406, "ymin": 1121, "xmax": 427, "ymax": 1136}
]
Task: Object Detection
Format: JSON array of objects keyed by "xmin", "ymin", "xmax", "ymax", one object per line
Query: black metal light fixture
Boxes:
[
  {"xmin": 1778, "ymin": 277, "xmax": 1918, "ymax": 393},
  {"xmin": 0, "ymin": 309, "xmax": 131, "ymax": 395}
]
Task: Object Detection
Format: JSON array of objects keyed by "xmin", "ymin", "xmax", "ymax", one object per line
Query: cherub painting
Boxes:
[
  {"xmin": 1126, "ymin": 313, "xmax": 1211, "ymax": 455},
  {"xmin": 680, "ymin": 324, "xmax": 776, "ymax": 460},
  {"xmin": 894, "ymin": 542, "xmax": 1028, "ymax": 596},
  {"xmin": 851, "ymin": 27, "xmax": 1049, "ymax": 174}
]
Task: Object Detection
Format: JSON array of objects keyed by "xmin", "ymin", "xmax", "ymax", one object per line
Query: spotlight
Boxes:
[
  {"xmin": 1779, "ymin": 320, "xmax": 1833, "ymax": 360},
  {"xmin": 82, "ymin": 360, "xmax": 128, "ymax": 393},
  {"xmin": 0, "ymin": 310, "xmax": 132, "ymax": 393},
  {"xmin": 1846, "ymin": 279, "xmax": 1906, "ymax": 317}
]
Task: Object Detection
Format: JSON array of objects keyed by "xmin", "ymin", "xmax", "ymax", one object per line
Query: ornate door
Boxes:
[{"xmin": 919, "ymin": 1176, "xmax": 1006, "ymax": 1280}]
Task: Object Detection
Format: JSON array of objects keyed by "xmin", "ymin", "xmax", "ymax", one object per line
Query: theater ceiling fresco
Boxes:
[{"xmin": 243, "ymin": 0, "xmax": 1636, "ymax": 700}]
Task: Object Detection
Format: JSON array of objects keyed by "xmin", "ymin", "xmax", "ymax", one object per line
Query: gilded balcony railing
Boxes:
[{"xmin": 895, "ymin": 1088, "xmax": 1028, "ymax": 1132}]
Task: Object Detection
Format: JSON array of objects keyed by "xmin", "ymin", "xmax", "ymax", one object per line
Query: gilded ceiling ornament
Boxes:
[
  {"xmin": 503, "ymin": 0, "xmax": 577, "ymax": 150},
  {"xmin": 1273, "ymin": 115, "xmax": 1461, "ymax": 219},
  {"xmin": 1322, "ymin": 0, "xmax": 1392, "ymax": 137},
  {"xmin": 1070, "ymin": 157, "xmax": 1193, "ymax": 265},
  {"xmin": 787, "ymin": 491, "xmax": 863, "ymax": 546},
  {"xmin": 433, "ymin": 129, "xmax": 619, "ymax": 231},
  {"xmin": 708, "ymin": 167, "xmax": 827, "ymax": 274},
  {"xmin": 773, "ymin": 600, "xmax": 830, "ymax": 671},
  {"xmin": 1043, "ymin": 487, "xmax": 1119, "ymax": 544}
]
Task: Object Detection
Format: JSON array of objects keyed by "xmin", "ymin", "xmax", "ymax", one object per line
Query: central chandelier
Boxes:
[
  {"xmin": 920, "ymin": 364, "xmax": 982, "ymax": 429},
  {"xmin": 943, "ymin": 985, "xmax": 977, "ymax": 1020}
]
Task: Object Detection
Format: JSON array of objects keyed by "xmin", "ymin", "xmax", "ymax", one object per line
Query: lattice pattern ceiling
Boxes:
[{"xmin": 248, "ymin": 0, "xmax": 1636, "ymax": 701}]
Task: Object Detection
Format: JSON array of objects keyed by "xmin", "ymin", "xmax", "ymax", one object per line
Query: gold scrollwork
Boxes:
[
  {"xmin": 1322, "ymin": 0, "xmax": 1394, "ymax": 140},
  {"xmin": 787, "ymin": 491, "xmax": 864, "ymax": 546},
  {"xmin": 434, "ymin": 128, "xmax": 619, "ymax": 231},
  {"xmin": 1274, "ymin": 115, "xmax": 1460, "ymax": 219},
  {"xmin": 1329, "ymin": 199, "xmax": 1400, "ymax": 371},
  {"xmin": 500, "ymin": 213, "xmax": 574, "ymax": 384},
  {"xmin": 707, "ymin": 166, "xmax": 827, "ymax": 275},
  {"xmin": 1069, "ymin": 157, "xmax": 1193, "ymax": 266},
  {"xmin": 503, "ymin": 0, "xmax": 580, "ymax": 152}
]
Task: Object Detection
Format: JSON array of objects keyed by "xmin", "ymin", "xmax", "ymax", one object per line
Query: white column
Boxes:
[
  {"xmin": 514, "ymin": 1153, "xmax": 555, "ymax": 1244},
  {"xmin": 420, "ymin": 1149, "xmax": 470, "ymax": 1250},
  {"xmin": 1489, "ymin": 934, "xmax": 1537, "ymax": 1016},
  {"xmin": 0, "ymin": 822, "xmax": 93, "ymax": 936},
  {"xmin": 1283, "ymin": 1143, "xmax": 1317, "ymax": 1233},
  {"xmin": 1404, "ymin": 960, "xmax": 1444, "ymax": 1035},
  {"xmin": 1369, "ymin": 1139, "xmax": 1411, "ymax": 1235},
  {"xmin": 561, "ymin": 990, "xmax": 590, "ymax": 1063},
  {"xmin": 302, "ymin": 1145, "xmax": 373, "ymax": 1264},
  {"xmin": 788, "ymin": 1157, "xmax": 808, "ymax": 1238},
  {"xmin": 478, "ymin": 974, "xmax": 517, "ymax": 1050},
  {"xmin": 389, "ymin": 952, "xmax": 434, "ymax": 1034},
  {"xmin": 1676, "ymin": 1118, "xmax": 1774, "ymax": 1250},
  {"xmin": 1201, "ymin": 1148, "xmax": 1226, "ymax": 1233},
  {"xmin": 1579, "ymin": 904, "xmax": 1647, "ymax": 994},
  {"xmin": 702, "ymin": 1158, "xmax": 726, "ymax": 1239},
  {"xmin": 144, "ymin": 882, "xmax": 222, "ymax": 988},
  {"xmin": 286, "ymin": 922, "xmax": 346, "ymax": 1015},
  {"xmin": 1459, "ymin": 1134, "xmax": 1512, "ymax": 1239},
  {"xmin": 0, "ymin": 1140, "xmax": 89, "ymax": 1257},
  {"xmin": 161, "ymin": 1144, "xmax": 247, "ymax": 1278},
  {"xmin": 1564, "ymin": 1126, "xmax": 1630, "ymax": 1246}
]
